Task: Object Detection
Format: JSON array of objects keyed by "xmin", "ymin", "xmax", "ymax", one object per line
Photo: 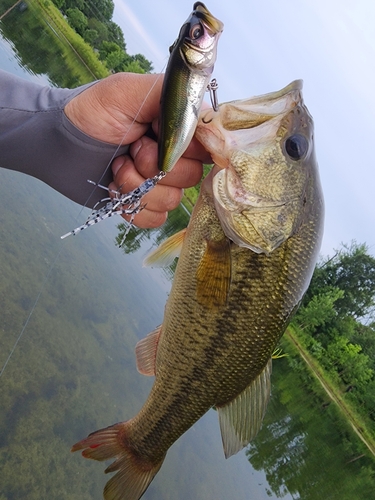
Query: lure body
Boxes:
[{"xmin": 158, "ymin": 2, "xmax": 223, "ymax": 172}]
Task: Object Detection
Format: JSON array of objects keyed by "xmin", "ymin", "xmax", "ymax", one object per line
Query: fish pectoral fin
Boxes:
[
  {"xmin": 217, "ymin": 358, "xmax": 272, "ymax": 458},
  {"xmin": 135, "ymin": 326, "xmax": 162, "ymax": 376},
  {"xmin": 196, "ymin": 238, "xmax": 231, "ymax": 308},
  {"xmin": 143, "ymin": 229, "xmax": 187, "ymax": 267}
]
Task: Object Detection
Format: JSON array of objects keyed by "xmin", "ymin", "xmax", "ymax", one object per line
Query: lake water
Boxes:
[{"xmin": 1, "ymin": 3, "xmax": 374, "ymax": 499}]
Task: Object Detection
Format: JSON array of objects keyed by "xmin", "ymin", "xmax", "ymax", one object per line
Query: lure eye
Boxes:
[
  {"xmin": 190, "ymin": 23, "xmax": 203, "ymax": 40},
  {"xmin": 285, "ymin": 134, "xmax": 309, "ymax": 160}
]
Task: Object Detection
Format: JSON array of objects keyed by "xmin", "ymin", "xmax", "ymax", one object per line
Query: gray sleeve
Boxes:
[{"xmin": 0, "ymin": 70, "xmax": 129, "ymax": 208}]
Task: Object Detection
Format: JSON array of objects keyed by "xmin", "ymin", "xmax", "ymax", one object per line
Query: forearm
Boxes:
[{"xmin": 0, "ymin": 70, "xmax": 128, "ymax": 207}]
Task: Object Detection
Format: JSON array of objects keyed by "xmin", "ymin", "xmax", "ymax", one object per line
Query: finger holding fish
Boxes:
[
  {"xmin": 109, "ymin": 134, "xmax": 210, "ymax": 228},
  {"xmin": 128, "ymin": 135, "xmax": 209, "ymax": 187},
  {"xmin": 65, "ymin": 72, "xmax": 164, "ymax": 146}
]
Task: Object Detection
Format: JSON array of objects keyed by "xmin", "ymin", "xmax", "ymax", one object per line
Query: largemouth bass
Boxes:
[
  {"xmin": 158, "ymin": 2, "xmax": 223, "ymax": 172},
  {"xmin": 72, "ymin": 80, "xmax": 324, "ymax": 500}
]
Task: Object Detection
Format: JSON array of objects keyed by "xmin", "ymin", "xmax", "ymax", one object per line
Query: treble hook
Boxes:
[{"xmin": 207, "ymin": 78, "xmax": 219, "ymax": 112}]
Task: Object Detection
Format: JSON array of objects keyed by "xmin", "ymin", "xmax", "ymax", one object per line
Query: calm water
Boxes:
[{"xmin": 1, "ymin": 3, "xmax": 374, "ymax": 499}]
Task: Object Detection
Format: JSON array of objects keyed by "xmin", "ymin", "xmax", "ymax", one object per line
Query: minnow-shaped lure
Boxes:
[{"xmin": 61, "ymin": 2, "xmax": 223, "ymax": 243}]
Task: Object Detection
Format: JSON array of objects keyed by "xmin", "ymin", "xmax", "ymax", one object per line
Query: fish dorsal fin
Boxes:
[
  {"xmin": 217, "ymin": 358, "xmax": 272, "ymax": 458},
  {"xmin": 196, "ymin": 238, "xmax": 231, "ymax": 308},
  {"xmin": 135, "ymin": 326, "xmax": 162, "ymax": 376},
  {"xmin": 143, "ymin": 229, "xmax": 187, "ymax": 267}
]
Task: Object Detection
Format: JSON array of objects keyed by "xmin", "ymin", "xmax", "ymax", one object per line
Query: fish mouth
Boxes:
[
  {"xmin": 199, "ymin": 80, "xmax": 313, "ymax": 253},
  {"xmin": 219, "ymin": 80, "xmax": 303, "ymax": 132},
  {"xmin": 193, "ymin": 2, "xmax": 224, "ymax": 35},
  {"xmin": 212, "ymin": 80, "xmax": 306, "ymax": 209},
  {"xmin": 199, "ymin": 79, "xmax": 308, "ymax": 208}
]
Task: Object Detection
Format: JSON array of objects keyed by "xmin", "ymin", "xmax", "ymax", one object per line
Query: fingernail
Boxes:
[
  {"xmin": 130, "ymin": 139, "xmax": 142, "ymax": 159},
  {"xmin": 112, "ymin": 156, "xmax": 125, "ymax": 176}
]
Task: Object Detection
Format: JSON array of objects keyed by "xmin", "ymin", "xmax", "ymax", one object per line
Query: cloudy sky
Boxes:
[{"xmin": 112, "ymin": 0, "xmax": 375, "ymax": 257}]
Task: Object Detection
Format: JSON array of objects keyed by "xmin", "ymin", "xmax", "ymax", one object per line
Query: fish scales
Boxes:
[
  {"xmin": 107, "ymin": 169, "xmax": 320, "ymax": 465},
  {"xmin": 72, "ymin": 79, "xmax": 324, "ymax": 500}
]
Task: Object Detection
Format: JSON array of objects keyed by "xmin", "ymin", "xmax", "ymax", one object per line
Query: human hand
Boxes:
[{"xmin": 64, "ymin": 73, "xmax": 212, "ymax": 228}]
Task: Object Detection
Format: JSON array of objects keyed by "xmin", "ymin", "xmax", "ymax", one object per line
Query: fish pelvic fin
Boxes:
[
  {"xmin": 143, "ymin": 228, "xmax": 187, "ymax": 267},
  {"xmin": 135, "ymin": 325, "xmax": 162, "ymax": 376},
  {"xmin": 71, "ymin": 422, "xmax": 164, "ymax": 500},
  {"xmin": 217, "ymin": 358, "xmax": 272, "ymax": 458}
]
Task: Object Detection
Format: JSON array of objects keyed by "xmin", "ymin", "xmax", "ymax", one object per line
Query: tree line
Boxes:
[
  {"xmin": 291, "ymin": 242, "xmax": 375, "ymax": 426},
  {"xmin": 51, "ymin": 0, "xmax": 153, "ymax": 73}
]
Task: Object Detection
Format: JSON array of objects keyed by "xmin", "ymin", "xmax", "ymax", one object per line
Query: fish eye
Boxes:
[
  {"xmin": 285, "ymin": 134, "xmax": 309, "ymax": 160},
  {"xmin": 190, "ymin": 23, "xmax": 203, "ymax": 40}
]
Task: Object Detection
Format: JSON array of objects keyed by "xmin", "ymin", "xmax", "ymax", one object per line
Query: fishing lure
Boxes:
[
  {"xmin": 61, "ymin": 172, "xmax": 166, "ymax": 243},
  {"xmin": 60, "ymin": 79, "xmax": 220, "ymax": 243},
  {"xmin": 61, "ymin": 2, "xmax": 223, "ymax": 244}
]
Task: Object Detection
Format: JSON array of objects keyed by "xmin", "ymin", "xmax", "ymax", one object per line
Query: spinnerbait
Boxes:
[{"xmin": 61, "ymin": 171, "xmax": 166, "ymax": 242}]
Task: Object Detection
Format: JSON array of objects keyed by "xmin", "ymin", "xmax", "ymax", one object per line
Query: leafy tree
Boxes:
[
  {"xmin": 81, "ymin": 0, "xmax": 114, "ymax": 21},
  {"xmin": 83, "ymin": 28, "xmax": 98, "ymax": 45},
  {"xmin": 325, "ymin": 336, "xmax": 373, "ymax": 386},
  {"xmin": 87, "ymin": 17, "xmax": 109, "ymax": 47},
  {"xmin": 99, "ymin": 41, "xmax": 126, "ymax": 72},
  {"xmin": 351, "ymin": 322, "xmax": 375, "ymax": 367},
  {"xmin": 106, "ymin": 20, "xmax": 126, "ymax": 50},
  {"xmin": 294, "ymin": 288, "xmax": 344, "ymax": 335},
  {"xmin": 65, "ymin": 8, "xmax": 88, "ymax": 36},
  {"xmin": 292, "ymin": 241, "xmax": 375, "ymax": 427},
  {"xmin": 131, "ymin": 53, "xmax": 153, "ymax": 73},
  {"xmin": 52, "ymin": 0, "xmax": 65, "ymax": 9},
  {"xmin": 50, "ymin": 0, "xmax": 153, "ymax": 74},
  {"xmin": 63, "ymin": 0, "xmax": 86, "ymax": 10},
  {"xmin": 303, "ymin": 242, "xmax": 375, "ymax": 320},
  {"xmin": 122, "ymin": 60, "xmax": 146, "ymax": 74}
]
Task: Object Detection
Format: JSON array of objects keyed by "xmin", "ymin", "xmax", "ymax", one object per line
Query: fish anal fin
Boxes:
[
  {"xmin": 217, "ymin": 358, "xmax": 272, "ymax": 458},
  {"xmin": 196, "ymin": 238, "xmax": 231, "ymax": 308},
  {"xmin": 71, "ymin": 421, "xmax": 164, "ymax": 500},
  {"xmin": 143, "ymin": 229, "xmax": 187, "ymax": 267},
  {"xmin": 135, "ymin": 326, "xmax": 162, "ymax": 376}
]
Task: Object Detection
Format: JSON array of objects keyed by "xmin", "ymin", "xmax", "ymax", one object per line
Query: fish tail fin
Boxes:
[{"xmin": 71, "ymin": 422, "xmax": 164, "ymax": 500}]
